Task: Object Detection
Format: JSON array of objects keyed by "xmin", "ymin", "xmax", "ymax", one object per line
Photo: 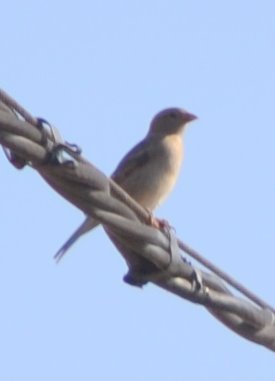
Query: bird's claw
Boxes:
[{"xmin": 146, "ymin": 210, "xmax": 171, "ymax": 230}]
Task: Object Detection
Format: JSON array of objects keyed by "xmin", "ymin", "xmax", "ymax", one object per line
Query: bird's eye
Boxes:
[{"xmin": 168, "ymin": 112, "xmax": 177, "ymax": 119}]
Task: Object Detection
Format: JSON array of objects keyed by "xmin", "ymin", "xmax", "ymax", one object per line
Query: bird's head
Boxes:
[{"xmin": 149, "ymin": 107, "xmax": 197, "ymax": 136}]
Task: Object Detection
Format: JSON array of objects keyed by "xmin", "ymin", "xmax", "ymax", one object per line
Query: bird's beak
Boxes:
[{"xmin": 183, "ymin": 111, "xmax": 198, "ymax": 122}]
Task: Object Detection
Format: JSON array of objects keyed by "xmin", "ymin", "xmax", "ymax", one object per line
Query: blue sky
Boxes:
[{"xmin": 1, "ymin": 1, "xmax": 275, "ymax": 379}]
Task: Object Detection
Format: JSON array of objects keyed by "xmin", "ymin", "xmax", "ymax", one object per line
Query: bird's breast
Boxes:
[{"xmin": 122, "ymin": 134, "xmax": 183, "ymax": 210}]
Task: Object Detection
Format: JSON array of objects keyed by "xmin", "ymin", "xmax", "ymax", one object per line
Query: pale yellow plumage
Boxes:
[{"xmin": 54, "ymin": 107, "xmax": 197, "ymax": 262}]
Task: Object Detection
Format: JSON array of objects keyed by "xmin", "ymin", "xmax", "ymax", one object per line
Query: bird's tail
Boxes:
[{"xmin": 54, "ymin": 217, "xmax": 99, "ymax": 262}]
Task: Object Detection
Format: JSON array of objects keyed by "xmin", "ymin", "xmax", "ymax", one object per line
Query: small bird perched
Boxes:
[{"xmin": 54, "ymin": 107, "xmax": 197, "ymax": 262}]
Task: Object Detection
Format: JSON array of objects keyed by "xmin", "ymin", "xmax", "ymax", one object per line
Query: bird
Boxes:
[{"xmin": 54, "ymin": 107, "xmax": 197, "ymax": 262}]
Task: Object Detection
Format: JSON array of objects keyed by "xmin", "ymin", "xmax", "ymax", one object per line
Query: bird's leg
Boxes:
[
  {"xmin": 145, "ymin": 209, "xmax": 171, "ymax": 229},
  {"xmin": 157, "ymin": 218, "xmax": 171, "ymax": 229}
]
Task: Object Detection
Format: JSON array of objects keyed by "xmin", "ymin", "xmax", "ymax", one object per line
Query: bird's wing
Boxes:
[
  {"xmin": 54, "ymin": 217, "xmax": 99, "ymax": 262},
  {"xmin": 54, "ymin": 138, "xmax": 155, "ymax": 262},
  {"xmin": 111, "ymin": 138, "xmax": 152, "ymax": 183}
]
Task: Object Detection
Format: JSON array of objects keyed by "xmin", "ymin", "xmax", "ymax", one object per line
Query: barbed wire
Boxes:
[{"xmin": 0, "ymin": 89, "xmax": 275, "ymax": 352}]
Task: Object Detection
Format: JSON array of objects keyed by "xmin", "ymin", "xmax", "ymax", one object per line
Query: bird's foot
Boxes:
[{"xmin": 146, "ymin": 210, "xmax": 171, "ymax": 230}]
